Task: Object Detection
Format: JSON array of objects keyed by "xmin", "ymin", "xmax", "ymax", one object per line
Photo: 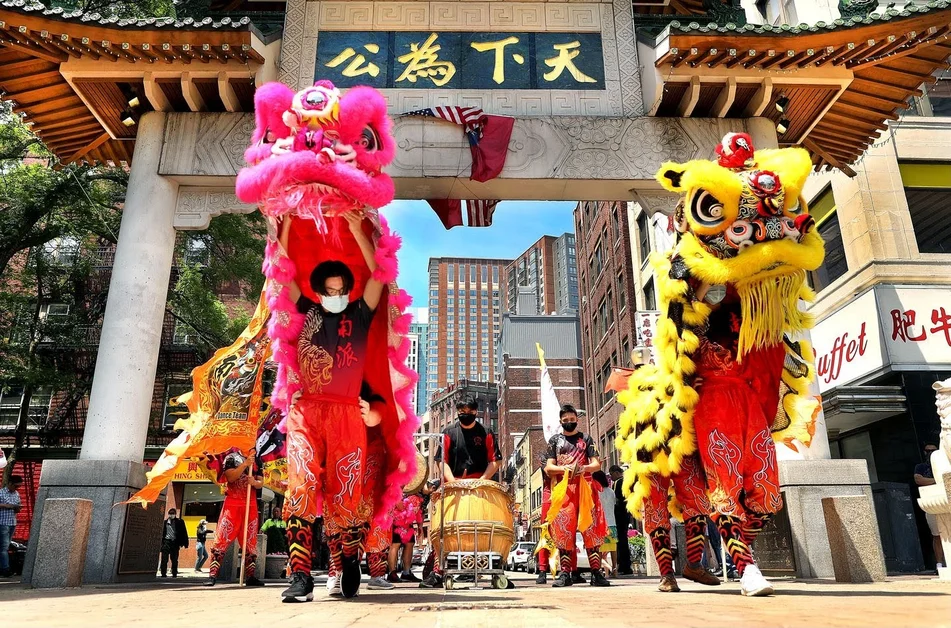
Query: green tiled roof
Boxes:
[{"xmin": 657, "ymin": 0, "xmax": 950, "ymax": 39}]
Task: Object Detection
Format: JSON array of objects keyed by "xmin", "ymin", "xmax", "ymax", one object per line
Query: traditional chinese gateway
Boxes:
[{"xmin": 1, "ymin": 0, "xmax": 950, "ymax": 584}]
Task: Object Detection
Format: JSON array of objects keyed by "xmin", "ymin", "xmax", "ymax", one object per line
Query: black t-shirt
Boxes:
[
  {"xmin": 296, "ymin": 295, "xmax": 375, "ymax": 398},
  {"xmin": 436, "ymin": 421, "xmax": 502, "ymax": 479},
  {"xmin": 546, "ymin": 432, "xmax": 598, "ymax": 467},
  {"xmin": 197, "ymin": 527, "xmax": 208, "ymax": 543}
]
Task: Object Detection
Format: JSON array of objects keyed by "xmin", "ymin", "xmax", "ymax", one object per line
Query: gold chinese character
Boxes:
[
  {"xmin": 396, "ymin": 33, "xmax": 456, "ymax": 87},
  {"xmin": 543, "ymin": 41, "xmax": 596, "ymax": 84},
  {"xmin": 470, "ymin": 36, "xmax": 524, "ymax": 85},
  {"xmin": 326, "ymin": 43, "xmax": 381, "ymax": 78}
]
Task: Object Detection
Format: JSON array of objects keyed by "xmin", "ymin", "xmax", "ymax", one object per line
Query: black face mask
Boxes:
[
  {"xmin": 561, "ymin": 422, "xmax": 577, "ymax": 433},
  {"xmin": 458, "ymin": 414, "xmax": 476, "ymax": 426}
]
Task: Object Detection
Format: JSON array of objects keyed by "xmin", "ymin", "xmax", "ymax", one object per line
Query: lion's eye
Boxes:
[
  {"xmin": 690, "ymin": 190, "xmax": 726, "ymax": 227},
  {"xmin": 357, "ymin": 126, "xmax": 380, "ymax": 151}
]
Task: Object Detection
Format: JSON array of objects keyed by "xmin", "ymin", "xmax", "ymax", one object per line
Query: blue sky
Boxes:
[{"xmin": 381, "ymin": 200, "xmax": 577, "ymax": 309}]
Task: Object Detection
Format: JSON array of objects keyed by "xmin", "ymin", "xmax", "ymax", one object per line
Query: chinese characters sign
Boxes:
[
  {"xmin": 316, "ymin": 31, "xmax": 606, "ymax": 90},
  {"xmin": 810, "ymin": 286, "xmax": 951, "ymax": 393},
  {"xmin": 635, "ymin": 310, "xmax": 660, "ymax": 366}
]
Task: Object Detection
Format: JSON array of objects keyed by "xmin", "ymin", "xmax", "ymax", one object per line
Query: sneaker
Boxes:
[
  {"xmin": 727, "ymin": 568, "xmax": 740, "ymax": 581},
  {"xmin": 340, "ymin": 555, "xmax": 361, "ymax": 599},
  {"xmin": 551, "ymin": 572, "xmax": 573, "ymax": 588},
  {"xmin": 400, "ymin": 571, "xmax": 421, "ymax": 583},
  {"xmin": 739, "ymin": 565, "xmax": 774, "ymax": 597},
  {"xmin": 590, "ymin": 570, "xmax": 611, "ymax": 587},
  {"xmin": 535, "ymin": 571, "xmax": 548, "ymax": 585},
  {"xmin": 386, "ymin": 571, "xmax": 401, "ymax": 584},
  {"xmin": 245, "ymin": 576, "xmax": 265, "ymax": 587},
  {"xmin": 282, "ymin": 571, "xmax": 315, "ymax": 603},
  {"xmin": 368, "ymin": 576, "xmax": 395, "ymax": 590},
  {"xmin": 327, "ymin": 575, "xmax": 342, "ymax": 597},
  {"xmin": 570, "ymin": 571, "xmax": 586, "ymax": 584},
  {"xmin": 683, "ymin": 564, "xmax": 721, "ymax": 586},
  {"xmin": 203, "ymin": 577, "xmax": 216, "ymax": 587},
  {"xmin": 658, "ymin": 574, "xmax": 680, "ymax": 593},
  {"xmin": 419, "ymin": 572, "xmax": 444, "ymax": 589}
]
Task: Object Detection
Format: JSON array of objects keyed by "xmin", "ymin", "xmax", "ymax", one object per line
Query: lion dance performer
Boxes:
[
  {"xmin": 617, "ymin": 133, "xmax": 824, "ymax": 597},
  {"xmin": 545, "ymin": 404, "xmax": 610, "ymax": 588},
  {"xmin": 203, "ymin": 448, "xmax": 265, "ymax": 588},
  {"xmin": 236, "ymin": 81, "xmax": 419, "ymax": 601}
]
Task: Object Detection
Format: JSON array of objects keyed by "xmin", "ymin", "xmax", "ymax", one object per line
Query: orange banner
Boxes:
[{"xmin": 126, "ymin": 293, "xmax": 272, "ymax": 507}]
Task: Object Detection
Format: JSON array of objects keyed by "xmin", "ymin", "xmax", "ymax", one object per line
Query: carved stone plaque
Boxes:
[
  {"xmin": 752, "ymin": 493, "xmax": 797, "ymax": 576},
  {"xmin": 117, "ymin": 497, "xmax": 166, "ymax": 575}
]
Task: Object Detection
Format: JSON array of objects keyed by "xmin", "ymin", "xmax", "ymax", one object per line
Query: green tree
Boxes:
[{"xmin": 36, "ymin": 1, "xmax": 212, "ymax": 19}]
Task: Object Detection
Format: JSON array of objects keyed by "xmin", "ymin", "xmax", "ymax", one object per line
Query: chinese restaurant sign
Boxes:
[
  {"xmin": 316, "ymin": 31, "xmax": 606, "ymax": 90},
  {"xmin": 810, "ymin": 286, "xmax": 951, "ymax": 393}
]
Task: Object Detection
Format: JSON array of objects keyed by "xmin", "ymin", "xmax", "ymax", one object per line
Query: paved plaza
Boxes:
[{"xmin": 1, "ymin": 572, "xmax": 949, "ymax": 628}]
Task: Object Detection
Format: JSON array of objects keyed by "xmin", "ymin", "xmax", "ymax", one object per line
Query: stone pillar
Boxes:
[
  {"xmin": 747, "ymin": 116, "xmax": 779, "ymax": 150},
  {"xmin": 30, "ymin": 499, "xmax": 93, "ymax": 588},
  {"xmin": 822, "ymin": 495, "xmax": 887, "ymax": 583},
  {"xmin": 830, "ymin": 136, "xmax": 920, "ymax": 269},
  {"xmin": 24, "ymin": 112, "xmax": 179, "ymax": 586},
  {"xmin": 82, "ymin": 111, "xmax": 179, "ymax": 462}
]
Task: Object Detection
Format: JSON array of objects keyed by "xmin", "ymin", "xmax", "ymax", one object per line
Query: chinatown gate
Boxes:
[{"xmin": 3, "ymin": 0, "xmax": 951, "ymax": 585}]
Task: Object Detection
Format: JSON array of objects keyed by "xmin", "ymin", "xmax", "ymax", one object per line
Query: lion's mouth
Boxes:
[{"xmin": 264, "ymin": 181, "xmax": 363, "ymax": 234}]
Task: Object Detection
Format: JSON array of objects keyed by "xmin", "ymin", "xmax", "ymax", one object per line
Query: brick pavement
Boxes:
[{"xmin": 1, "ymin": 573, "xmax": 949, "ymax": 628}]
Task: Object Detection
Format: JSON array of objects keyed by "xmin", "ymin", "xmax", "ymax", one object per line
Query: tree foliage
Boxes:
[{"xmin": 35, "ymin": 1, "xmax": 212, "ymax": 19}]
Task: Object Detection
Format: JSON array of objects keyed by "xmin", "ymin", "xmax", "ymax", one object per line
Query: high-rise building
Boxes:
[
  {"xmin": 503, "ymin": 234, "xmax": 579, "ymax": 316},
  {"xmin": 573, "ymin": 200, "xmax": 638, "ymax": 471},
  {"xmin": 425, "ymin": 257, "xmax": 511, "ymax": 397},
  {"xmin": 409, "ymin": 314, "xmax": 429, "ymax": 418}
]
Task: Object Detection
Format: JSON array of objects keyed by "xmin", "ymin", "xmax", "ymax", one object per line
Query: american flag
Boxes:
[
  {"xmin": 428, "ymin": 199, "xmax": 500, "ymax": 230},
  {"xmin": 403, "ymin": 106, "xmax": 489, "ymax": 140}
]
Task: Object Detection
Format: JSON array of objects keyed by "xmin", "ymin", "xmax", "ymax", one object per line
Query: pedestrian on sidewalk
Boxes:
[
  {"xmin": 0, "ymin": 474, "xmax": 23, "ymax": 578},
  {"xmin": 195, "ymin": 520, "xmax": 209, "ymax": 572},
  {"xmin": 594, "ymin": 470, "xmax": 619, "ymax": 578},
  {"xmin": 609, "ymin": 465, "xmax": 633, "ymax": 575},
  {"xmin": 915, "ymin": 442, "xmax": 946, "ymax": 572},
  {"xmin": 159, "ymin": 508, "xmax": 188, "ymax": 578}
]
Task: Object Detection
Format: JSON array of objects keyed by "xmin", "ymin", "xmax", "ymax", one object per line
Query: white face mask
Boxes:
[
  {"xmin": 320, "ymin": 293, "xmax": 349, "ymax": 314},
  {"xmin": 704, "ymin": 284, "xmax": 727, "ymax": 305}
]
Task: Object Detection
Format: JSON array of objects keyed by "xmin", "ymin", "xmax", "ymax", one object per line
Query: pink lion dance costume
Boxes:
[{"xmin": 236, "ymin": 80, "xmax": 419, "ymax": 601}]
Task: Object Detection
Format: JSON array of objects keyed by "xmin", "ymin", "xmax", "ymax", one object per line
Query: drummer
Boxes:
[
  {"xmin": 436, "ymin": 397, "xmax": 502, "ymax": 483},
  {"xmin": 420, "ymin": 397, "xmax": 502, "ymax": 588}
]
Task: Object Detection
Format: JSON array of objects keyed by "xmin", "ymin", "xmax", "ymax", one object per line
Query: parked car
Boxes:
[
  {"xmin": 412, "ymin": 544, "xmax": 426, "ymax": 566},
  {"xmin": 506, "ymin": 541, "xmax": 536, "ymax": 571},
  {"xmin": 526, "ymin": 534, "xmax": 590, "ymax": 573}
]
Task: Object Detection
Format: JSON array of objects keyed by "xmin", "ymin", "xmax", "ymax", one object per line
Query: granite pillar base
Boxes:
[
  {"xmin": 30, "ymin": 498, "xmax": 93, "ymax": 588},
  {"xmin": 822, "ymin": 496, "xmax": 887, "ymax": 582},
  {"xmin": 778, "ymin": 459, "xmax": 876, "ymax": 579},
  {"xmin": 21, "ymin": 460, "xmax": 163, "ymax": 586}
]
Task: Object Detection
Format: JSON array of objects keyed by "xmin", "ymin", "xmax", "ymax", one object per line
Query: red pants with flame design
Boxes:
[
  {"xmin": 284, "ymin": 395, "xmax": 371, "ymax": 535},
  {"xmin": 642, "ymin": 454, "xmax": 712, "ymax": 535},
  {"xmin": 693, "ymin": 344, "xmax": 786, "ymax": 519},
  {"xmin": 363, "ymin": 426, "xmax": 391, "ymax": 554}
]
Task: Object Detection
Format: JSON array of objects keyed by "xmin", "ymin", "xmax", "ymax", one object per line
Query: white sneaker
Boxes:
[
  {"xmin": 739, "ymin": 565, "xmax": 774, "ymax": 597},
  {"xmin": 327, "ymin": 575, "xmax": 342, "ymax": 597},
  {"xmin": 367, "ymin": 576, "xmax": 395, "ymax": 590}
]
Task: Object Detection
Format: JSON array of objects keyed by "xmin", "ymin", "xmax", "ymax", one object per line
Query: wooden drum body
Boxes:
[{"xmin": 429, "ymin": 479, "xmax": 515, "ymax": 557}]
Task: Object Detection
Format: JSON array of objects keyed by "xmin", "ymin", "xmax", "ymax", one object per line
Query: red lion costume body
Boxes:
[{"xmin": 236, "ymin": 80, "xmax": 418, "ymax": 601}]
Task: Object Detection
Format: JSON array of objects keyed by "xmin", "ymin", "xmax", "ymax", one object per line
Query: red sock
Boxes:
[
  {"xmin": 743, "ymin": 512, "xmax": 773, "ymax": 547},
  {"xmin": 649, "ymin": 529, "xmax": 674, "ymax": 577},
  {"xmin": 559, "ymin": 550, "xmax": 573, "ymax": 574},
  {"xmin": 538, "ymin": 548, "xmax": 550, "ymax": 573},
  {"xmin": 714, "ymin": 514, "xmax": 753, "ymax": 576},
  {"xmin": 367, "ymin": 551, "xmax": 387, "ymax": 578},
  {"xmin": 586, "ymin": 547, "xmax": 602, "ymax": 572},
  {"xmin": 286, "ymin": 516, "xmax": 313, "ymax": 575},
  {"xmin": 684, "ymin": 516, "xmax": 706, "ymax": 566}
]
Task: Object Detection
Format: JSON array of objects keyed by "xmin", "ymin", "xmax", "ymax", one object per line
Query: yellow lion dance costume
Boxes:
[{"xmin": 617, "ymin": 133, "xmax": 824, "ymax": 596}]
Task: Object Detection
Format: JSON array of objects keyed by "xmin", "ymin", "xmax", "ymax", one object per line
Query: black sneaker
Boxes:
[
  {"xmin": 570, "ymin": 571, "xmax": 586, "ymax": 584},
  {"xmin": 386, "ymin": 571, "xmax": 401, "ymax": 584},
  {"xmin": 340, "ymin": 555, "xmax": 361, "ymax": 599},
  {"xmin": 535, "ymin": 571, "xmax": 548, "ymax": 585},
  {"xmin": 552, "ymin": 572, "xmax": 573, "ymax": 587},
  {"xmin": 590, "ymin": 570, "xmax": 612, "ymax": 587},
  {"xmin": 245, "ymin": 576, "xmax": 265, "ymax": 587},
  {"xmin": 203, "ymin": 577, "xmax": 216, "ymax": 587},
  {"xmin": 282, "ymin": 571, "xmax": 315, "ymax": 603},
  {"xmin": 419, "ymin": 572, "xmax": 444, "ymax": 589},
  {"xmin": 400, "ymin": 571, "xmax": 421, "ymax": 583}
]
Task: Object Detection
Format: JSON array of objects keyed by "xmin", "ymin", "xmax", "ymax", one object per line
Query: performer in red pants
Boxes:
[
  {"xmin": 692, "ymin": 287, "xmax": 786, "ymax": 597},
  {"xmin": 280, "ymin": 212, "xmax": 385, "ymax": 602},
  {"xmin": 642, "ymin": 454, "xmax": 720, "ymax": 592},
  {"xmin": 204, "ymin": 449, "xmax": 265, "ymax": 587},
  {"xmin": 545, "ymin": 405, "xmax": 610, "ymax": 588},
  {"xmin": 535, "ymin": 458, "xmax": 577, "ymax": 585}
]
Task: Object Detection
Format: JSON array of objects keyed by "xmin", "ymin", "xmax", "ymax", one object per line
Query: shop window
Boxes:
[{"xmin": 806, "ymin": 186, "xmax": 848, "ymax": 292}]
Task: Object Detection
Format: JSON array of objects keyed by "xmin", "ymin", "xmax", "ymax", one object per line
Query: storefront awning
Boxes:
[{"xmin": 822, "ymin": 385, "xmax": 908, "ymax": 433}]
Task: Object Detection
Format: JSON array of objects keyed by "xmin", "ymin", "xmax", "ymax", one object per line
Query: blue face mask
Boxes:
[{"xmin": 320, "ymin": 293, "xmax": 349, "ymax": 314}]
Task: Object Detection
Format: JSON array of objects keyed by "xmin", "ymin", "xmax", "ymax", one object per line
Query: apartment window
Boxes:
[
  {"xmin": 597, "ymin": 298, "xmax": 608, "ymax": 339},
  {"xmin": 617, "ymin": 273, "xmax": 627, "ymax": 311},
  {"xmin": 599, "ymin": 359, "xmax": 612, "ymax": 407},
  {"xmin": 448, "ymin": 264, "xmax": 455, "ymax": 282},
  {"xmin": 637, "ymin": 211, "xmax": 650, "ymax": 264},
  {"xmin": 902, "ymin": 162, "xmax": 951, "ymax": 254},
  {"xmin": 612, "ymin": 206, "xmax": 620, "ymax": 243},
  {"xmin": 44, "ymin": 237, "xmax": 80, "ymax": 265},
  {"xmin": 493, "ymin": 266, "xmax": 500, "ymax": 283},
  {"xmin": 621, "ymin": 336, "xmax": 630, "ymax": 365},
  {"xmin": 470, "ymin": 266, "xmax": 477, "ymax": 283},
  {"xmin": 806, "ymin": 186, "xmax": 849, "ymax": 291},
  {"xmin": 643, "ymin": 278, "xmax": 656, "ymax": 311}
]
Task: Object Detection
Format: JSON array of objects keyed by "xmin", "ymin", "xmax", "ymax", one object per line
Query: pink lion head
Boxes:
[{"xmin": 236, "ymin": 80, "xmax": 396, "ymax": 222}]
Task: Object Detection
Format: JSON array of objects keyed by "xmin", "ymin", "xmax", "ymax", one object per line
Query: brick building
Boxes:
[
  {"xmin": 425, "ymin": 257, "xmax": 510, "ymax": 397},
  {"xmin": 502, "ymin": 233, "xmax": 578, "ymax": 316},
  {"xmin": 497, "ymin": 289, "xmax": 584, "ymax": 483},
  {"xmin": 573, "ymin": 200, "xmax": 638, "ymax": 470}
]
